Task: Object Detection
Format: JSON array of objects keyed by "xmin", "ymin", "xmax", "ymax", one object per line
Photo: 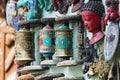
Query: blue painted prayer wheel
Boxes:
[
  {"xmin": 14, "ymin": 29, "xmax": 35, "ymax": 65},
  {"xmin": 39, "ymin": 25, "xmax": 55, "ymax": 59},
  {"xmin": 55, "ymin": 25, "xmax": 72, "ymax": 58}
]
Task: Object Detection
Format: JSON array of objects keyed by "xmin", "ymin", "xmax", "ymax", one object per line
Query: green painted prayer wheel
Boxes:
[{"xmin": 55, "ymin": 25, "xmax": 72, "ymax": 58}]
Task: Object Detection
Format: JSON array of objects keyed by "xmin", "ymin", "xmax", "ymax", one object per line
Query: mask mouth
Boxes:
[{"xmin": 85, "ymin": 25, "xmax": 90, "ymax": 30}]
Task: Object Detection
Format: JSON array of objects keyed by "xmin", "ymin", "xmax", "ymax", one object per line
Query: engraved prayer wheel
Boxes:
[
  {"xmin": 39, "ymin": 25, "xmax": 55, "ymax": 59},
  {"xmin": 14, "ymin": 28, "xmax": 34, "ymax": 64},
  {"xmin": 55, "ymin": 25, "xmax": 72, "ymax": 58}
]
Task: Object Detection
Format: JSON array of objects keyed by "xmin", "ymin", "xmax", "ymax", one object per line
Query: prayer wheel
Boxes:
[
  {"xmin": 39, "ymin": 25, "xmax": 55, "ymax": 59},
  {"xmin": 55, "ymin": 25, "xmax": 72, "ymax": 58},
  {"xmin": 14, "ymin": 29, "xmax": 34, "ymax": 64}
]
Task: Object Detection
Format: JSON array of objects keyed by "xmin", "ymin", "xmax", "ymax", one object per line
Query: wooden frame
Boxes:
[{"xmin": 0, "ymin": 21, "xmax": 15, "ymax": 80}]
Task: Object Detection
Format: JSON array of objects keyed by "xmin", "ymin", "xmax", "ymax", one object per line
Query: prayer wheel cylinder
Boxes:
[
  {"xmin": 55, "ymin": 25, "xmax": 72, "ymax": 58},
  {"xmin": 39, "ymin": 25, "xmax": 55, "ymax": 59},
  {"xmin": 15, "ymin": 29, "xmax": 34, "ymax": 63}
]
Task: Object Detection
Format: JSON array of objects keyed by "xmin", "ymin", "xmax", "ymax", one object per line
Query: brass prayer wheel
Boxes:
[
  {"xmin": 14, "ymin": 29, "xmax": 34, "ymax": 63},
  {"xmin": 17, "ymin": 74, "xmax": 34, "ymax": 80},
  {"xmin": 39, "ymin": 25, "xmax": 55, "ymax": 59},
  {"xmin": 55, "ymin": 25, "xmax": 72, "ymax": 58}
]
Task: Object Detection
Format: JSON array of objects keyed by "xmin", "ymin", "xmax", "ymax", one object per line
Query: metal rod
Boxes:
[
  {"xmin": 108, "ymin": 62, "xmax": 114, "ymax": 80},
  {"xmin": 117, "ymin": 62, "xmax": 120, "ymax": 80},
  {"xmin": 78, "ymin": 21, "xmax": 84, "ymax": 60}
]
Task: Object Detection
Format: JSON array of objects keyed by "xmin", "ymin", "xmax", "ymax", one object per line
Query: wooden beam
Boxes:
[{"xmin": 18, "ymin": 15, "xmax": 82, "ymax": 28}]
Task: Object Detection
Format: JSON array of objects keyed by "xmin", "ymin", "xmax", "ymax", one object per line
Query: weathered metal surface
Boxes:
[
  {"xmin": 104, "ymin": 23, "xmax": 119, "ymax": 61},
  {"xmin": 17, "ymin": 74, "xmax": 34, "ymax": 80},
  {"xmin": 40, "ymin": 60, "xmax": 58, "ymax": 66},
  {"xmin": 53, "ymin": 77, "xmax": 85, "ymax": 80},
  {"xmin": 14, "ymin": 29, "xmax": 35, "ymax": 65},
  {"xmin": 57, "ymin": 60, "xmax": 78, "ymax": 67},
  {"xmin": 18, "ymin": 66, "xmax": 49, "ymax": 74},
  {"xmin": 35, "ymin": 73, "xmax": 64, "ymax": 80}
]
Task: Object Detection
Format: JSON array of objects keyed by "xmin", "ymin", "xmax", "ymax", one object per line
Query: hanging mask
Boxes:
[
  {"xmin": 70, "ymin": 0, "xmax": 84, "ymax": 12},
  {"xmin": 80, "ymin": 0, "xmax": 105, "ymax": 44},
  {"xmin": 6, "ymin": 0, "xmax": 17, "ymax": 27},
  {"xmin": 104, "ymin": 0, "xmax": 119, "ymax": 24},
  {"xmin": 52, "ymin": 0, "xmax": 70, "ymax": 14}
]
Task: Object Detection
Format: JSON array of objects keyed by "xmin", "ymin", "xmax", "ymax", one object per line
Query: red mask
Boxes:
[
  {"xmin": 81, "ymin": 11, "xmax": 101, "ymax": 33},
  {"xmin": 81, "ymin": 11, "xmax": 104, "ymax": 44}
]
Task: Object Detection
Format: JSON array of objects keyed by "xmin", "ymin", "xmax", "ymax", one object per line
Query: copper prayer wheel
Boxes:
[
  {"xmin": 39, "ymin": 25, "xmax": 55, "ymax": 59},
  {"xmin": 55, "ymin": 25, "xmax": 72, "ymax": 58},
  {"xmin": 14, "ymin": 29, "xmax": 34, "ymax": 64}
]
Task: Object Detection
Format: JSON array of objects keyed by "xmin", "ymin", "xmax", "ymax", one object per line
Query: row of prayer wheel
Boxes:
[{"xmin": 14, "ymin": 25, "xmax": 73, "ymax": 65}]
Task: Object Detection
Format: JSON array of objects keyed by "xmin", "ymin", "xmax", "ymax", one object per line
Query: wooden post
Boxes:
[{"xmin": 0, "ymin": 20, "xmax": 15, "ymax": 80}]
